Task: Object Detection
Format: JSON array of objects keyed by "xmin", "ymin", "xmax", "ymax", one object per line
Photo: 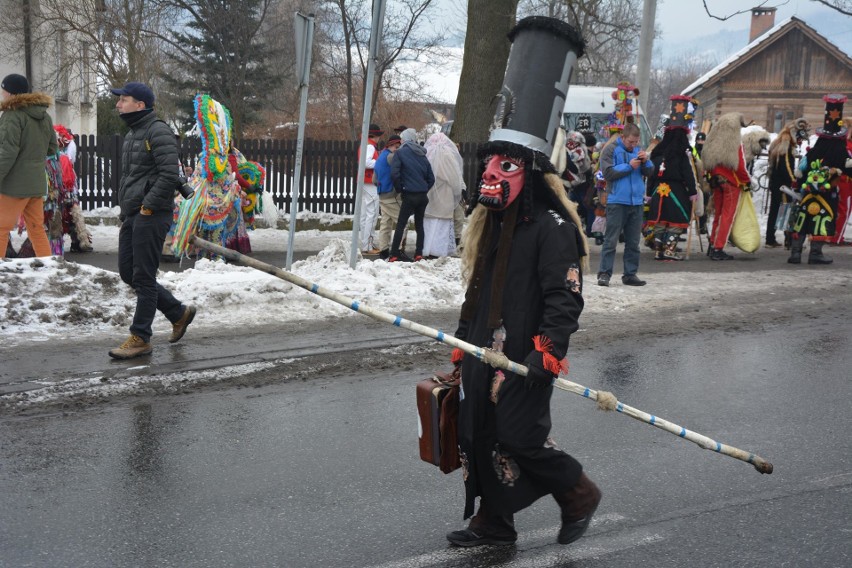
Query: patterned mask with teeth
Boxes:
[{"xmin": 478, "ymin": 154, "xmax": 526, "ymax": 210}]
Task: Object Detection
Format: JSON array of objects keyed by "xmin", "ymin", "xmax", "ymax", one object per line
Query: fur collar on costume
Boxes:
[
  {"xmin": 0, "ymin": 92, "xmax": 52, "ymax": 111},
  {"xmin": 701, "ymin": 112, "xmax": 744, "ymax": 171},
  {"xmin": 742, "ymin": 128, "xmax": 770, "ymax": 164}
]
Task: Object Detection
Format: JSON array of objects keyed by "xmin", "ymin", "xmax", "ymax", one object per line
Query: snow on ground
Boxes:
[{"xmin": 4, "ymin": 202, "xmax": 850, "ymax": 350}]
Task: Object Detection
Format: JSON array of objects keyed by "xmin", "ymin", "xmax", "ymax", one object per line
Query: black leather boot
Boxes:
[
  {"xmin": 552, "ymin": 472, "xmax": 602, "ymax": 545},
  {"xmin": 446, "ymin": 501, "xmax": 517, "ymax": 547}
]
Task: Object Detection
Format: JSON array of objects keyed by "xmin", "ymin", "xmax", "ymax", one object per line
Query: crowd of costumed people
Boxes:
[{"xmin": 551, "ymin": 78, "xmax": 851, "ymax": 264}]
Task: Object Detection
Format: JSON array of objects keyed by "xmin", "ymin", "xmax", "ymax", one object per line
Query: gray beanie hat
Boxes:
[{"xmin": 400, "ymin": 128, "xmax": 418, "ymax": 143}]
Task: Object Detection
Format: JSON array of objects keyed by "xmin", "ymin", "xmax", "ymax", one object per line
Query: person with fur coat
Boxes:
[
  {"xmin": 766, "ymin": 118, "xmax": 810, "ymax": 248},
  {"xmin": 701, "ymin": 112, "xmax": 751, "ymax": 260},
  {"xmin": 0, "ymin": 74, "xmax": 57, "ymax": 259}
]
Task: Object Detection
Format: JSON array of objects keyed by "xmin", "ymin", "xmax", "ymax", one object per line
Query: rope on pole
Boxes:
[{"xmin": 188, "ymin": 235, "xmax": 773, "ymax": 474}]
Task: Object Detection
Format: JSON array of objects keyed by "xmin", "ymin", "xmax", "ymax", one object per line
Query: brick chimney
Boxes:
[{"xmin": 750, "ymin": 7, "xmax": 777, "ymax": 42}]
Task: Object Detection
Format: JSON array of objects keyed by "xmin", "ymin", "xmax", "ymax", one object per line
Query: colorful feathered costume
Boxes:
[{"xmin": 171, "ymin": 94, "xmax": 269, "ymax": 259}]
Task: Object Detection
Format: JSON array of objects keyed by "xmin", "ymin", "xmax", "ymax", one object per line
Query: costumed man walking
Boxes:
[
  {"xmin": 0, "ymin": 73, "xmax": 57, "ymax": 259},
  {"xmin": 358, "ymin": 124, "xmax": 383, "ymax": 254},
  {"xmin": 789, "ymin": 94, "xmax": 852, "ymax": 264},
  {"xmin": 766, "ymin": 118, "xmax": 810, "ymax": 249},
  {"xmin": 109, "ymin": 82, "xmax": 195, "ymax": 359},
  {"xmin": 645, "ymin": 96, "xmax": 700, "ymax": 261},
  {"xmin": 447, "ymin": 16, "xmax": 601, "ymax": 548},
  {"xmin": 701, "ymin": 112, "xmax": 751, "ymax": 260},
  {"xmin": 830, "ymin": 108, "xmax": 852, "ymax": 245}
]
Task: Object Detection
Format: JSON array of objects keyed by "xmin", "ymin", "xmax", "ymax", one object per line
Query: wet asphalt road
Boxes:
[{"xmin": 2, "ymin": 314, "xmax": 850, "ymax": 567}]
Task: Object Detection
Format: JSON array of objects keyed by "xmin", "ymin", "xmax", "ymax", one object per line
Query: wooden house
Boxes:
[{"xmin": 681, "ymin": 8, "xmax": 852, "ymax": 133}]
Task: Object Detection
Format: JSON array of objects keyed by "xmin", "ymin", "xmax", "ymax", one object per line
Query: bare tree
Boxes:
[
  {"xmin": 451, "ymin": 0, "xmax": 519, "ymax": 143},
  {"xmin": 0, "ymin": 0, "xmax": 172, "ymax": 92},
  {"xmin": 518, "ymin": 0, "xmax": 643, "ymax": 85},
  {"xmin": 701, "ymin": 0, "xmax": 787, "ymax": 21},
  {"xmin": 647, "ymin": 50, "xmax": 720, "ymax": 134},
  {"xmin": 316, "ymin": 0, "xmax": 446, "ymax": 140},
  {"xmin": 809, "ymin": 0, "xmax": 852, "ymax": 16}
]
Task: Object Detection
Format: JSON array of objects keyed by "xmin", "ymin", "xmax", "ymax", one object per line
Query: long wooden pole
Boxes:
[{"xmin": 189, "ymin": 235, "xmax": 773, "ymax": 474}]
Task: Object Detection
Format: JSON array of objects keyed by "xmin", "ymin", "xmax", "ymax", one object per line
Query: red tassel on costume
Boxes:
[
  {"xmin": 451, "ymin": 348, "xmax": 465, "ymax": 365},
  {"xmin": 533, "ymin": 335, "xmax": 569, "ymax": 375}
]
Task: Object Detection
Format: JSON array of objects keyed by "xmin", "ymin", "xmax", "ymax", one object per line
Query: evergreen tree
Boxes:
[{"xmin": 163, "ymin": 0, "xmax": 280, "ymax": 136}]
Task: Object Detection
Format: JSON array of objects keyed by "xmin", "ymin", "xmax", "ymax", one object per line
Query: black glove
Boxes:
[{"xmin": 523, "ymin": 350, "xmax": 555, "ymax": 390}]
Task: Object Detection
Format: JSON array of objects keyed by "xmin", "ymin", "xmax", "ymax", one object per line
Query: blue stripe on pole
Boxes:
[
  {"xmin": 616, "ymin": 403, "xmax": 624, "ymax": 412},
  {"xmin": 393, "ymin": 316, "xmax": 401, "ymax": 326},
  {"xmin": 748, "ymin": 454, "xmax": 755, "ymax": 464},
  {"xmin": 583, "ymin": 388, "xmax": 590, "ymax": 398},
  {"xmin": 311, "ymin": 284, "xmax": 319, "ymax": 293},
  {"xmin": 437, "ymin": 331, "xmax": 445, "ymax": 342},
  {"xmin": 716, "ymin": 442, "xmax": 722, "ymax": 452},
  {"xmin": 650, "ymin": 415, "xmax": 656, "ymax": 425},
  {"xmin": 351, "ymin": 301, "xmax": 360, "ymax": 311},
  {"xmin": 679, "ymin": 428, "xmax": 687, "ymax": 437}
]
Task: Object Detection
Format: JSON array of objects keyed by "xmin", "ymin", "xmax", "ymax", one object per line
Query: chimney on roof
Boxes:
[{"xmin": 750, "ymin": 6, "xmax": 777, "ymax": 42}]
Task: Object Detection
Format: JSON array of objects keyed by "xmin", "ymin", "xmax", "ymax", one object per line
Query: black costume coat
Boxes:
[
  {"xmin": 646, "ymin": 152, "xmax": 697, "ymax": 229},
  {"xmin": 455, "ymin": 194, "xmax": 585, "ymax": 519}
]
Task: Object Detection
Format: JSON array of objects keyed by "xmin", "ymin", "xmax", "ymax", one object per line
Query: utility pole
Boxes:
[
  {"xmin": 349, "ymin": 0, "xmax": 387, "ymax": 268},
  {"xmin": 636, "ymin": 0, "xmax": 657, "ymax": 117}
]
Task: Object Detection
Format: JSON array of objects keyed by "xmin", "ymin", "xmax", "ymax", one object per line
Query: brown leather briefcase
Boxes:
[{"xmin": 416, "ymin": 370, "xmax": 461, "ymax": 474}]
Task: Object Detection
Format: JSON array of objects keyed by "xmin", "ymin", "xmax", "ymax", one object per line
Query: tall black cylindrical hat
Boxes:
[
  {"xmin": 816, "ymin": 94, "xmax": 847, "ymax": 138},
  {"xmin": 487, "ymin": 17, "xmax": 585, "ymax": 160}
]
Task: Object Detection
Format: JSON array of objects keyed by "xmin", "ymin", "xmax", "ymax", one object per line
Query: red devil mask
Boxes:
[{"xmin": 478, "ymin": 154, "xmax": 525, "ymax": 210}]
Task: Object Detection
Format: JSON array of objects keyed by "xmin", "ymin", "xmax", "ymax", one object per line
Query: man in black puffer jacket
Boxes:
[{"xmin": 109, "ymin": 82, "xmax": 195, "ymax": 359}]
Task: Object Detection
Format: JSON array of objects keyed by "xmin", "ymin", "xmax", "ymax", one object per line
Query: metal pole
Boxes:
[
  {"xmin": 287, "ymin": 13, "xmax": 315, "ymax": 270},
  {"xmin": 636, "ymin": 0, "xmax": 657, "ymax": 118},
  {"xmin": 349, "ymin": 0, "xmax": 387, "ymax": 268}
]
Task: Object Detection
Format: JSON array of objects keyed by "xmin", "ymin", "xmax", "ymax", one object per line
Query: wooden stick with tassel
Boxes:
[{"xmin": 185, "ymin": 235, "xmax": 774, "ymax": 474}]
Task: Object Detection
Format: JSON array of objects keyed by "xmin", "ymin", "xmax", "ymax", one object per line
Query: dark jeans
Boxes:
[
  {"xmin": 118, "ymin": 210, "xmax": 185, "ymax": 342},
  {"xmin": 391, "ymin": 192, "xmax": 429, "ymax": 257},
  {"xmin": 597, "ymin": 203, "xmax": 643, "ymax": 277}
]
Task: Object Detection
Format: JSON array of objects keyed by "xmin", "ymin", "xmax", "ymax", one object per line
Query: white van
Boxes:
[{"xmin": 562, "ymin": 85, "xmax": 653, "ymax": 146}]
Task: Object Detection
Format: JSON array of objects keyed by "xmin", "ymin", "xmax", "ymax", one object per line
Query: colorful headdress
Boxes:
[
  {"xmin": 611, "ymin": 81, "xmax": 640, "ymax": 126},
  {"xmin": 816, "ymin": 94, "xmax": 847, "ymax": 138},
  {"xmin": 194, "ymin": 94, "xmax": 233, "ymax": 182},
  {"xmin": 54, "ymin": 124, "xmax": 73, "ymax": 147},
  {"xmin": 666, "ymin": 95, "xmax": 697, "ymax": 131}
]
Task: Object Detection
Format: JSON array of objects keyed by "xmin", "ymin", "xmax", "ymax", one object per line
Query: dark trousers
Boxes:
[
  {"xmin": 118, "ymin": 210, "xmax": 184, "ymax": 342},
  {"xmin": 391, "ymin": 192, "xmax": 429, "ymax": 257},
  {"xmin": 765, "ymin": 185, "xmax": 783, "ymax": 243}
]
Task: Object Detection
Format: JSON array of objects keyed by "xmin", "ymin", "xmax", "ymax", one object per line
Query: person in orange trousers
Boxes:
[{"xmin": 0, "ymin": 73, "xmax": 57, "ymax": 258}]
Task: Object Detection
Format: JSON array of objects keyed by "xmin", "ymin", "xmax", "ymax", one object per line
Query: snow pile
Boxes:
[{"xmin": 3, "ymin": 223, "xmax": 851, "ymax": 349}]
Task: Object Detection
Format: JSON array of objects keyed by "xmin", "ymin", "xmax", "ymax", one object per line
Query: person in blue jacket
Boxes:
[
  {"xmin": 596, "ymin": 122, "xmax": 654, "ymax": 286},
  {"xmin": 389, "ymin": 128, "xmax": 435, "ymax": 261}
]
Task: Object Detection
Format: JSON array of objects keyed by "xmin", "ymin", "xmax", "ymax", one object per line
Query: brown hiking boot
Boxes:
[
  {"xmin": 169, "ymin": 305, "xmax": 196, "ymax": 343},
  {"xmin": 109, "ymin": 335, "xmax": 152, "ymax": 360},
  {"xmin": 553, "ymin": 472, "xmax": 602, "ymax": 545}
]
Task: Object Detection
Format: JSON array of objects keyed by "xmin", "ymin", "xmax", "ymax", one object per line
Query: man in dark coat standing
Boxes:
[
  {"xmin": 446, "ymin": 16, "xmax": 601, "ymax": 548},
  {"xmin": 109, "ymin": 82, "xmax": 195, "ymax": 359}
]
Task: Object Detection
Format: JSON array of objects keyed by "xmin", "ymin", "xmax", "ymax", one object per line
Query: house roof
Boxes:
[{"xmin": 681, "ymin": 16, "xmax": 852, "ymax": 96}]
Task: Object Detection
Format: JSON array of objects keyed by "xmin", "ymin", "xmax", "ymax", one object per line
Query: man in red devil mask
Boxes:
[{"xmin": 445, "ymin": 16, "xmax": 601, "ymax": 550}]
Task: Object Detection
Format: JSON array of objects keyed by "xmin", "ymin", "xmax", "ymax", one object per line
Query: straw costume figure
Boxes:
[
  {"xmin": 171, "ymin": 94, "xmax": 271, "ymax": 259},
  {"xmin": 446, "ymin": 16, "xmax": 601, "ymax": 549}
]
